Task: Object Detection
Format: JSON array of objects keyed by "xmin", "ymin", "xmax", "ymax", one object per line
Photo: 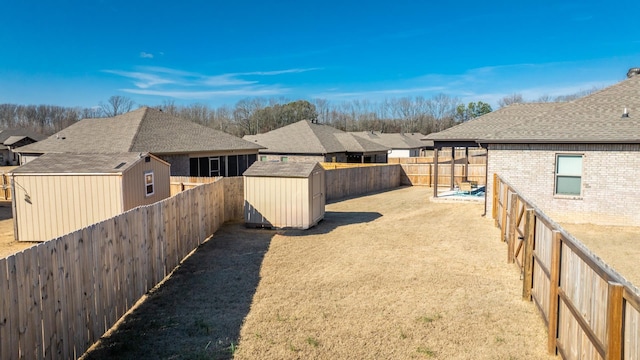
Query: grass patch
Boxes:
[
  {"xmin": 417, "ymin": 346, "xmax": 436, "ymax": 357},
  {"xmin": 306, "ymin": 336, "xmax": 320, "ymax": 347},
  {"xmin": 417, "ymin": 313, "xmax": 442, "ymax": 324}
]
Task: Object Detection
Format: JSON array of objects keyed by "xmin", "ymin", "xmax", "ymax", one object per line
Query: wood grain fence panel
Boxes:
[
  {"xmin": 131, "ymin": 208, "xmax": 144, "ymax": 301},
  {"xmin": 80, "ymin": 226, "xmax": 99, "ymax": 348},
  {"xmin": 0, "ymin": 257, "xmax": 12, "ymax": 360},
  {"xmin": 52, "ymin": 236, "xmax": 70, "ymax": 359},
  {"xmin": 6, "ymin": 255, "xmax": 20, "ymax": 360},
  {"xmin": 71, "ymin": 231, "xmax": 88, "ymax": 357},
  {"xmin": 91, "ymin": 224, "xmax": 106, "ymax": 345},
  {"xmin": 111, "ymin": 216, "xmax": 125, "ymax": 321},
  {"xmin": 140, "ymin": 207, "xmax": 152, "ymax": 294},
  {"xmin": 624, "ymin": 298, "xmax": 640, "ymax": 360},
  {"xmin": 156, "ymin": 203, "xmax": 167, "ymax": 280}
]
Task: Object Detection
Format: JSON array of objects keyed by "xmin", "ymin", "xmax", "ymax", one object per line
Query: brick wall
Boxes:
[{"xmin": 486, "ymin": 143, "xmax": 640, "ymax": 226}]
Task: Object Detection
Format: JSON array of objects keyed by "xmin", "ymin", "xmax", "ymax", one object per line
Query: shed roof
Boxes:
[
  {"xmin": 11, "ymin": 152, "xmax": 162, "ymax": 174},
  {"xmin": 243, "ymin": 161, "xmax": 323, "ymax": 178},
  {"xmin": 17, "ymin": 107, "xmax": 263, "ymax": 155},
  {"xmin": 243, "ymin": 120, "xmax": 389, "ymax": 154}
]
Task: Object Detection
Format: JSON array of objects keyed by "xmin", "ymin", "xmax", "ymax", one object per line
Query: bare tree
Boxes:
[
  {"xmin": 497, "ymin": 93, "xmax": 524, "ymax": 108},
  {"xmin": 100, "ymin": 95, "xmax": 135, "ymax": 117}
]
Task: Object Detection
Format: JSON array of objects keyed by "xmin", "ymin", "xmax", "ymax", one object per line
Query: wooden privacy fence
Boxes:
[
  {"xmin": 389, "ymin": 155, "xmax": 487, "ymax": 187},
  {"xmin": 493, "ymin": 174, "xmax": 640, "ymax": 360},
  {"xmin": 0, "ymin": 173, "xmax": 10, "ymax": 200},
  {"xmin": 170, "ymin": 176, "xmax": 221, "ymax": 196},
  {"xmin": 324, "ymin": 164, "xmax": 402, "ymax": 201},
  {"xmin": 0, "ymin": 177, "xmax": 243, "ymax": 360}
]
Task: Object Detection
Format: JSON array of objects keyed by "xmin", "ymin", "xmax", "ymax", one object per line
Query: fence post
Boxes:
[
  {"xmin": 507, "ymin": 194, "xmax": 517, "ymax": 263},
  {"xmin": 492, "ymin": 173, "xmax": 498, "ymax": 223},
  {"xmin": 500, "ymin": 187, "xmax": 508, "ymax": 241},
  {"xmin": 548, "ymin": 231, "xmax": 562, "ymax": 355},
  {"xmin": 522, "ymin": 209, "xmax": 536, "ymax": 300},
  {"xmin": 605, "ymin": 282, "xmax": 624, "ymax": 360}
]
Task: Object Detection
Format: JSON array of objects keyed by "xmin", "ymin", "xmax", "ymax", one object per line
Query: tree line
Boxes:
[{"xmin": 0, "ymin": 88, "xmax": 596, "ymax": 137}]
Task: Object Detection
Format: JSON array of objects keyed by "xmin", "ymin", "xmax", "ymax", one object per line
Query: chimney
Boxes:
[{"xmin": 627, "ymin": 68, "xmax": 640, "ymax": 78}]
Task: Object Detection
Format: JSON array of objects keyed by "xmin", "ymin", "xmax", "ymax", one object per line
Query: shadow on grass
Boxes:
[
  {"xmin": 283, "ymin": 210, "xmax": 382, "ymax": 237},
  {"xmin": 81, "ymin": 221, "xmax": 276, "ymax": 360}
]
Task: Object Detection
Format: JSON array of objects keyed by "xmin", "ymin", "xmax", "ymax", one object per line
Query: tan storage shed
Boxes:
[
  {"xmin": 244, "ymin": 161, "xmax": 325, "ymax": 229},
  {"xmin": 11, "ymin": 152, "xmax": 171, "ymax": 241}
]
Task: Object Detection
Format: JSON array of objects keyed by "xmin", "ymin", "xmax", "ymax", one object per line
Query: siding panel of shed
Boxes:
[
  {"xmin": 14, "ymin": 175, "xmax": 124, "ymax": 241},
  {"xmin": 122, "ymin": 157, "xmax": 170, "ymax": 211}
]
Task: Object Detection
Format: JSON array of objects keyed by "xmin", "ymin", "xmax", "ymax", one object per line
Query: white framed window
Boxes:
[
  {"xmin": 260, "ymin": 155, "xmax": 267, "ymax": 162},
  {"xmin": 280, "ymin": 156, "xmax": 288, "ymax": 163},
  {"xmin": 555, "ymin": 154, "xmax": 582, "ymax": 196},
  {"xmin": 145, "ymin": 171, "xmax": 155, "ymax": 196}
]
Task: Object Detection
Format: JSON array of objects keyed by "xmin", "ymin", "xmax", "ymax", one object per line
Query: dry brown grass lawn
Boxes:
[
  {"xmin": 82, "ymin": 186, "xmax": 554, "ymax": 360},
  {"xmin": 560, "ymin": 223, "xmax": 640, "ymax": 289}
]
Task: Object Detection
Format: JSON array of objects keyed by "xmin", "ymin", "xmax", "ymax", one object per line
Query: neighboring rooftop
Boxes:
[
  {"xmin": 11, "ymin": 152, "xmax": 160, "ymax": 174},
  {"xmin": 244, "ymin": 161, "xmax": 322, "ymax": 178},
  {"xmin": 17, "ymin": 107, "xmax": 263, "ymax": 155},
  {"xmin": 244, "ymin": 120, "xmax": 389, "ymax": 154},
  {"xmin": 0, "ymin": 129, "xmax": 47, "ymax": 145},
  {"xmin": 350, "ymin": 131, "xmax": 429, "ymax": 149}
]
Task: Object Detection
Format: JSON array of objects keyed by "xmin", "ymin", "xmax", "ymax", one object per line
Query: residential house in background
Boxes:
[
  {"xmin": 427, "ymin": 68, "xmax": 640, "ymax": 226},
  {"xmin": 0, "ymin": 129, "xmax": 46, "ymax": 165},
  {"xmin": 16, "ymin": 107, "xmax": 263, "ymax": 176},
  {"xmin": 11, "ymin": 152, "xmax": 170, "ymax": 241},
  {"xmin": 350, "ymin": 131, "xmax": 430, "ymax": 157},
  {"xmin": 244, "ymin": 120, "xmax": 389, "ymax": 163}
]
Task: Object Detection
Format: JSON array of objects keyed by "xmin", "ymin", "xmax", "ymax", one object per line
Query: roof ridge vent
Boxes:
[{"xmin": 627, "ymin": 68, "xmax": 640, "ymax": 78}]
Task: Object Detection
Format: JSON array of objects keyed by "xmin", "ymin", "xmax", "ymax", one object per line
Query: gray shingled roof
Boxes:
[
  {"xmin": 243, "ymin": 161, "xmax": 323, "ymax": 178},
  {"xmin": 244, "ymin": 120, "xmax": 389, "ymax": 154},
  {"xmin": 424, "ymin": 103, "xmax": 560, "ymax": 142},
  {"xmin": 11, "ymin": 152, "xmax": 156, "ymax": 174},
  {"xmin": 425, "ymin": 73, "xmax": 640, "ymax": 144},
  {"xmin": 481, "ymin": 74, "xmax": 640, "ymax": 143},
  {"xmin": 17, "ymin": 107, "xmax": 263, "ymax": 155},
  {"xmin": 350, "ymin": 131, "xmax": 428, "ymax": 149},
  {"xmin": 0, "ymin": 129, "xmax": 46, "ymax": 144}
]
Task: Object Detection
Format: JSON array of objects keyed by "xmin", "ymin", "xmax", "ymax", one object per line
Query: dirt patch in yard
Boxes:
[
  {"xmin": 82, "ymin": 187, "xmax": 554, "ymax": 359},
  {"xmin": 560, "ymin": 223, "xmax": 640, "ymax": 290}
]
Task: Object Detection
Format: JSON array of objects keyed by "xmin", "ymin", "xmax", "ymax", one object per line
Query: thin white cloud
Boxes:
[
  {"xmin": 240, "ymin": 68, "xmax": 321, "ymax": 76},
  {"xmin": 103, "ymin": 70, "xmax": 174, "ymax": 88},
  {"xmin": 103, "ymin": 65, "xmax": 319, "ymax": 102},
  {"xmin": 315, "ymin": 86, "xmax": 447, "ymax": 99},
  {"xmin": 121, "ymin": 87, "xmax": 289, "ymax": 99},
  {"xmin": 140, "ymin": 52, "xmax": 154, "ymax": 59}
]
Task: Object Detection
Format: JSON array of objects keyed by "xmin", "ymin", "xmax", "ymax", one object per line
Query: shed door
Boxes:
[{"xmin": 311, "ymin": 171, "xmax": 324, "ymax": 222}]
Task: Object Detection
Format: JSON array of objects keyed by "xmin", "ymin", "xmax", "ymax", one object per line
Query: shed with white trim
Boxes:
[{"xmin": 243, "ymin": 161, "xmax": 325, "ymax": 229}]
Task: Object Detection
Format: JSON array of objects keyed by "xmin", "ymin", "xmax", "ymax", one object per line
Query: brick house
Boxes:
[
  {"xmin": 16, "ymin": 107, "xmax": 263, "ymax": 177},
  {"xmin": 426, "ymin": 68, "xmax": 640, "ymax": 226}
]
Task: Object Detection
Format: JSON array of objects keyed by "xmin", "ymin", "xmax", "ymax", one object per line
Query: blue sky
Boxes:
[{"xmin": 1, "ymin": 0, "xmax": 639, "ymax": 109}]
